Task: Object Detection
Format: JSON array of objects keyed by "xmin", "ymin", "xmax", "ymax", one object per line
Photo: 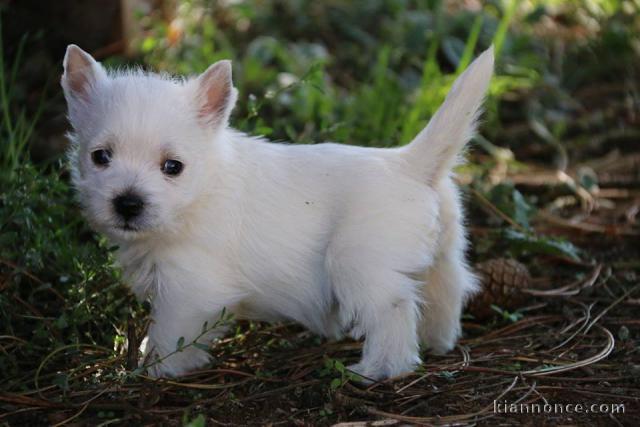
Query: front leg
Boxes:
[{"xmin": 140, "ymin": 297, "xmax": 230, "ymax": 378}]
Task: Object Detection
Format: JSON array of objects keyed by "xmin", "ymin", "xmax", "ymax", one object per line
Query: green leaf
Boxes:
[
  {"xmin": 255, "ymin": 125, "xmax": 273, "ymax": 135},
  {"xmin": 439, "ymin": 370, "xmax": 456, "ymax": 380},
  {"xmin": 618, "ymin": 326, "xmax": 630, "ymax": 341},
  {"xmin": 442, "ymin": 36, "xmax": 465, "ymax": 69},
  {"xmin": 54, "ymin": 314, "xmax": 68, "ymax": 330},
  {"xmin": 487, "ymin": 183, "xmax": 534, "ymax": 229},
  {"xmin": 184, "ymin": 414, "xmax": 206, "ymax": 427},
  {"xmin": 176, "ymin": 337, "xmax": 185, "ymax": 351},
  {"xmin": 491, "ymin": 304, "xmax": 524, "ymax": 322},
  {"xmin": 141, "ymin": 36, "xmax": 158, "ymax": 53},
  {"xmin": 512, "ymin": 191, "xmax": 533, "ymax": 229},
  {"xmin": 193, "ymin": 342, "xmax": 210, "ymax": 353},
  {"xmin": 578, "ymin": 167, "xmax": 598, "ymax": 191},
  {"xmin": 52, "ymin": 373, "xmax": 69, "ymax": 392},
  {"xmin": 504, "ymin": 229, "xmax": 581, "ymax": 261},
  {"xmin": 324, "ymin": 358, "xmax": 334, "ymax": 370},
  {"xmin": 330, "ymin": 378, "xmax": 342, "ymax": 390}
]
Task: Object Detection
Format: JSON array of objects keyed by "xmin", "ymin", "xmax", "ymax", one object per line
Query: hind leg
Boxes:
[
  {"xmin": 419, "ymin": 178, "xmax": 478, "ymax": 354},
  {"xmin": 419, "ymin": 256, "xmax": 477, "ymax": 354},
  {"xmin": 329, "ymin": 262, "xmax": 423, "ymax": 381},
  {"xmin": 348, "ymin": 297, "xmax": 421, "ymax": 381},
  {"xmin": 325, "ymin": 182, "xmax": 443, "ymax": 380}
]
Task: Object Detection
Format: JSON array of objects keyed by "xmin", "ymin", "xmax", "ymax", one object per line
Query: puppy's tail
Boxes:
[{"xmin": 400, "ymin": 46, "xmax": 494, "ymax": 183}]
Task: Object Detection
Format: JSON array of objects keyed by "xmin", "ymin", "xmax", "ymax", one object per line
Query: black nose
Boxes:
[{"xmin": 113, "ymin": 193, "xmax": 144, "ymax": 220}]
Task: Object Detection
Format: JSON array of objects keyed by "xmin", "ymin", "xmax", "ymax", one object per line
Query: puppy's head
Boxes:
[{"xmin": 61, "ymin": 45, "xmax": 237, "ymax": 241}]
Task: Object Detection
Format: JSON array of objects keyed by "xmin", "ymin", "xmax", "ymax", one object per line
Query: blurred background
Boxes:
[
  {"xmin": 1, "ymin": 0, "xmax": 639, "ymax": 425},
  {"xmin": 4, "ymin": 0, "xmax": 639, "ymax": 157}
]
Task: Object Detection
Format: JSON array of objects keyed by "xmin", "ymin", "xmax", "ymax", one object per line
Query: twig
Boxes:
[
  {"xmin": 522, "ymin": 325, "xmax": 615, "ymax": 376},
  {"xmin": 523, "ymin": 263, "xmax": 602, "ymax": 296},
  {"xmin": 367, "ymin": 376, "xmax": 519, "ymax": 424},
  {"xmin": 469, "ymin": 187, "xmax": 527, "ymax": 232},
  {"xmin": 584, "ymin": 284, "xmax": 640, "ymax": 334}
]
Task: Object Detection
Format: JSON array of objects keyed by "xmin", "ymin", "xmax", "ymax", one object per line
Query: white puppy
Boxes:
[{"xmin": 61, "ymin": 45, "xmax": 493, "ymax": 380}]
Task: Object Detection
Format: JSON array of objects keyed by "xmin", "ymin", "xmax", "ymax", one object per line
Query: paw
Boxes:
[
  {"xmin": 138, "ymin": 338, "xmax": 211, "ymax": 378},
  {"xmin": 142, "ymin": 351, "xmax": 211, "ymax": 378},
  {"xmin": 145, "ymin": 360, "xmax": 171, "ymax": 378},
  {"xmin": 138, "ymin": 348, "xmax": 173, "ymax": 378},
  {"xmin": 420, "ymin": 325, "xmax": 460, "ymax": 356},
  {"xmin": 424, "ymin": 336, "xmax": 456, "ymax": 355},
  {"xmin": 346, "ymin": 359, "xmax": 419, "ymax": 384},
  {"xmin": 426, "ymin": 343, "xmax": 454, "ymax": 356}
]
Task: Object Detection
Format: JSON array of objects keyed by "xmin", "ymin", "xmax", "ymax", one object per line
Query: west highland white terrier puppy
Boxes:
[{"xmin": 61, "ymin": 44, "xmax": 493, "ymax": 381}]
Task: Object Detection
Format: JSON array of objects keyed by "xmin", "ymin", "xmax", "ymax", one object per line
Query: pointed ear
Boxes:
[
  {"xmin": 194, "ymin": 60, "xmax": 238, "ymax": 128},
  {"xmin": 61, "ymin": 45, "xmax": 105, "ymax": 103}
]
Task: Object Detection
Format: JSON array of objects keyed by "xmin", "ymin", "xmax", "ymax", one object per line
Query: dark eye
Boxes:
[
  {"xmin": 91, "ymin": 149, "xmax": 112, "ymax": 166},
  {"xmin": 162, "ymin": 159, "xmax": 184, "ymax": 176}
]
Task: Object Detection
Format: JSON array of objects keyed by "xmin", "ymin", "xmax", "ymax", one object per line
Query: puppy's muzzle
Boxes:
[{"xmin": 113, "ymin": 192, "xmax": 145, "ymax": 221}]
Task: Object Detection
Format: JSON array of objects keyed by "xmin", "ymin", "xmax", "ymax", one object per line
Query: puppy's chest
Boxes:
[
  {"xmin": 118, "ymin": 246, "xmax": 160, "ymax": 300},
  {"xmin": 117, "ymin": 239, "xmax": 233, "ymax": 298},
  {"xmin": 117, "ymin": 230, "xmax": 333, "ymax": 329}
]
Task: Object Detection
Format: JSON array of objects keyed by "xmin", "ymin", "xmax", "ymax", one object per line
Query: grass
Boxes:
[
  {"xmin": 1, "ymin": 0, "xmax": 640, "ymax": 425},
  {"xmin": 0, "ymin": 25, "xmax": 43, "ymax": 172},
  {"xmin": 0, "ymin": 17, "xmax": 139, "ymax": 394}
]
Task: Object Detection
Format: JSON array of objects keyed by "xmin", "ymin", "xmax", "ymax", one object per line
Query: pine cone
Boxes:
[{"xmin": 467, "ymin": 258, "xmax": 532, "ymax": 319}]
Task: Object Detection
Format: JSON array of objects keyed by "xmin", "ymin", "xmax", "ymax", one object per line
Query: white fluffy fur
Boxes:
[{"xmin": 61, "ymin": 44, "xmax": 494, "ymax": 381}]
